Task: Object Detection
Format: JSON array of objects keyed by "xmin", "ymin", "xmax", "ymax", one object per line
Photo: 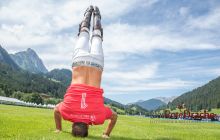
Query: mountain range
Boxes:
[
  {"xmin": 127, "ymin": 96, "xmax": 176, "ymax": 111},
  {"xmin": 133, "ymin": 99, "xmax": 166, "ymax": 111},
  {"xmin": 0, "ymin": 46, "xmax": 175, "ymax": 108},
  {"xmin": 0, "ymin": 46, "xmax": 179, "ymax": 111},
  {"xmin": 155, "ymin": 96, "xmax": 177, "ymax": 104},
  {"xmin": 10, "ymin": 48, "xmax": 48, "ymax": 73},
  {"xmin": 1, "ymin": 45, "xmax": 220, "ymax": 112},
  {"xmin": 0, "ymin": 46, "xmax": 148, "ymax": 114},
  {"xmin": 0, "ymin": 45, "xmax": 19, "ymax": 70}
]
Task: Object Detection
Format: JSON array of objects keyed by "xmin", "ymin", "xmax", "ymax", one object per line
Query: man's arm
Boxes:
[
  {"xmin": 103, "ymin": 111, "xmax": 118, "ymax": 138},
  {"xmin": 54, "ymin": 104, "xmax": 62, "ymax": 132}
]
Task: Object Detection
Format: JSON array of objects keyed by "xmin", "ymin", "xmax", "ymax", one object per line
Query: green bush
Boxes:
[
  {"xmin": 44, "ymin": 98, "xmax": 62, "ymax": 105},
  {"xmin": 21, "ymin": 93, "xmax": 43, "ymax": 105},
  {"xmin": 11, "ymin": 91, "xmax": 25, "ymax": 100},
  {"xmin": 0, "ymin": 88, "xmax": 6, "ymax": 96},
  {"xmin": 217, "ymin": 102, "xmax": 220, "ymax": 109}
]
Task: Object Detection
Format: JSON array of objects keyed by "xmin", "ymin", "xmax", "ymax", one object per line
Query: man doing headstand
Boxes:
[{"xmin": 54, "ymin": 6, "xmax": 117, "ymax": 138}]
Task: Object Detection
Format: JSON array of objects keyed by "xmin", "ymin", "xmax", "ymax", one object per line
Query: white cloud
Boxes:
[
  {"xmin": 103, "ymin": 62, "xmax": 159, "ymax": 82},
  {"xmin": 208, "ymin": 68, "xmax": 220, "ymax": 76},
  {"xmin": 140, "ymin": 0, "xmax": 159, "ymax": 8},
  {"xmin": 0, "ymin": 0, "xmax": 219, "ymax": 97},
  {"xmin": 102, "ymin": 61, "xmax": 198, "ymax": 93},
  {"xmin": 187, "ymin": 7, "xmax": 220, "ymax": 30},
  {"xmin": 0, "ymin": 24, "xmax": 53, "ymax": 48},
  {"xmin": 179, "ymin": 7, "xmax": 189, "ymax": 17},
  {"xmin": 2, "ymin": 0, "xmax": 219, "ymax": 71},
  {"xmin": 104, "ymin": 79, "xmax": 197, "ymax": 93},
  {"xmin": 213, "ymin": 70, "xmax": 220, "ymax": 75},
  {"xmin": 0, "ymin": 0, "xmax": 151, "ymax": 34},
  {"xmin": 103, "ymin": 23, "xmax": 219, "ymax": 55},
  {"xmin": 0, "ymin": 0, "xmax": 157, "ymax": 70}
]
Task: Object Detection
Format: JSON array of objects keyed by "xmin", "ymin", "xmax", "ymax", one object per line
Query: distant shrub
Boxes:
[
  {"xmin": 0, "ymin": 88, "xmax": 6, "ymax": 96},
  {"xmin": 217, "ymin": 102, "xmax": 220, "ymax": 109},
  {"xmin": 11, "ymin": 91, "xmax": 25, "ymax": 100},
  {"xmin": 21, "ymin": 93, "xmax": 43, "ymax": 105},
  {"xmin": 44, "ymin": 98, "xmax": 62, "ymax": 105}
]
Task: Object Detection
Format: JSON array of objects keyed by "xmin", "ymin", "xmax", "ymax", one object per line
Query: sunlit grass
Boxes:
[{"xmin": 0, "ymin": 104, "xmax": 220, "ymax": 140}]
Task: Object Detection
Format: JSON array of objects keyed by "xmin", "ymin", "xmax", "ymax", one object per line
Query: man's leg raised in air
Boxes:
[
  {"xmin": 54, "ymin": 6, "xmax": 94, "ymax": 133},
  {"xmin": 91, "ymin": 6, "xmax": 118, "ymax": 138},
  {"xmin": 90, "ymin": 6, "xmax": 104, "ymax": 69},
  {"xmin": 73, "ymin": 6, "xmax": 93, "ymax": 58}
]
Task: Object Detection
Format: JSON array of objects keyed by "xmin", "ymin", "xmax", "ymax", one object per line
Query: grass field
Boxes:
[
  {"xmin": 209, "ymin": 109, "xmax": 220, "ymax": 114},
  {"xmin": 0, "ymin": 104, "xmax": 220, "ymax": 140}
]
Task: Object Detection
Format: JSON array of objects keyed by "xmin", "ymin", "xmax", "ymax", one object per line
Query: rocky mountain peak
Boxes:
[
  {"xmin": 0, "ymin": 45, "xmax": 20, "ymax": 70},
  {"xmin": 10, "ymin": 48, "xmax": 48, "ymax": 73}
]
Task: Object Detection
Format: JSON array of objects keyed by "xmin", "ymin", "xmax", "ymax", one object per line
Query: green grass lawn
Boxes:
[
  {"xmin": 0, "ymin": 104, "xmax": 220, "ymax": 140},
  {"xmin": 210, "ymin": 109, "xmax": 220, "ymax": 114}
]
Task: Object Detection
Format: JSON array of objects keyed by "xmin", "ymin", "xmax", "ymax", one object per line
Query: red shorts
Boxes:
[{"xmin": 58, "ymin": 84, "xmax": 112, "ymax": 125}]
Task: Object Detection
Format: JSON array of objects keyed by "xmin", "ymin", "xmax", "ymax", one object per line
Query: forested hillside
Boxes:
[
  {"xmin": 46, "ymin": 69, "xmax": 72, "ymax": 87},
  {"xmin": 0, "ymin": 62, "xmax": 66, "ymax": 98},
  {"xmin": 168, "ymin": 76, "xmax": 220, "ymax": 111}
]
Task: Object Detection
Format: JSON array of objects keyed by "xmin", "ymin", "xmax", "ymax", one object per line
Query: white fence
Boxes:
[{"xmin": 0, "ymin": 96, "xmax": 55, "ymax": 109}]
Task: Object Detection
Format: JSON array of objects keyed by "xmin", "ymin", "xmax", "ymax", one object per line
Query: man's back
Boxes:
[{"xmin": 71, "ymin": 66, "xmax": 102, "ymax": 88}]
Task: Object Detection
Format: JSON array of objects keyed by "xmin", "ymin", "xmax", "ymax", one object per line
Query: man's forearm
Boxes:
[
  {"xmin": 54, "ymin": 108, "xmax": 62, "ymax": 131},
  {"xmin": 104, "ymin": 113, "xmax": 118, "ymax": 136}
]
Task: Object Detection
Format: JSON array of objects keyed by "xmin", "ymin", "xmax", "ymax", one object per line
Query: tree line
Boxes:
[
  {"xmin": 167, "ymin": 76, "xmax": 220, "ymax": 111},
  {"xmin": 0, "ymin": 62, "xmax": 66, "ymax": 98}
]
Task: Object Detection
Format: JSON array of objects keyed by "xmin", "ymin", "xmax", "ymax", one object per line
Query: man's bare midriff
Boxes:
[{"xmin": 71, "ymin": 66, "xmax": 102, "ymax": 88}]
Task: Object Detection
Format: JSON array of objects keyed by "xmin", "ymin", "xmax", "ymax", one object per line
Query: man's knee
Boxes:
[
  {"xmin": 111, "ymin": 111, "xmax": 118, "ymax": 120},
  {"xmin": 54, "ymin": 104, "xmax": 60, "ymax": 114}
]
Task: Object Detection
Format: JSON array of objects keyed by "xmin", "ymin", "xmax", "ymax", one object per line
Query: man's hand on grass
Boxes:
[
  {"xmin": 102, "ymin": 134, "xmax": 110, "ymax": 139},
  {"xmin": 54, "ymin": 129, "xmax": 61, "ymax": 133},
  {"xmin": 103, "ymin": 111, "xmax": 118, "ymax": 138}
]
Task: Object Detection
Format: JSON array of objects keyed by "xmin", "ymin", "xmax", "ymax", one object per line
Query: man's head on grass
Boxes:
[{"xmin": 72, "ymin": 122, "xmax": 88, "ymax": 137}]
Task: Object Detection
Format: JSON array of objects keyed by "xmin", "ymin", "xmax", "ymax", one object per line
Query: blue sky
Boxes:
[{"xmin": 0, "ymin": 0, "xmax": 220, "ymax": 104}]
